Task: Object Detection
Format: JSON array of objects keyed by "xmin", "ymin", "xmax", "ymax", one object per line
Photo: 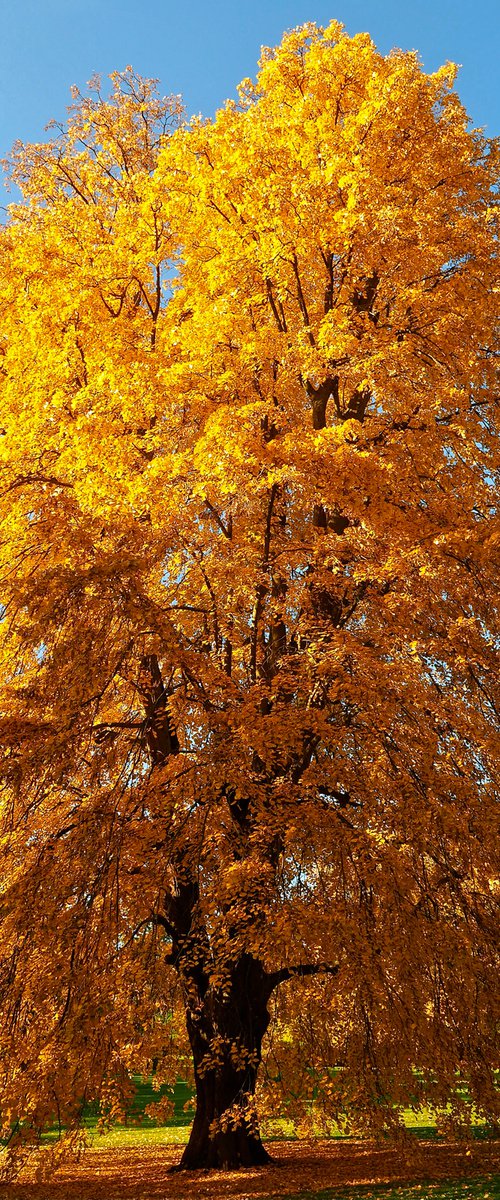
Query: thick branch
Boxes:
[
  {"xmin": 306, "ymin": 375, "xmax": 339, "ymax": 431},
  {"xmin": 139, "ymin": 653, "xmax": 179, "ymax": 764},
  {"xmin": 321, "ymin": 249, "xmax": 334, "ymax": 313},
  {"xmin": 266, "ymin": 962, "xmax": 339, "ymax": 994}
]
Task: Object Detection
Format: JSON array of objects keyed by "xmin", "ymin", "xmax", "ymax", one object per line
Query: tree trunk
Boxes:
[{"xmin": 177, "ymin": 954, "xmax": 272, "ymax": 1170}]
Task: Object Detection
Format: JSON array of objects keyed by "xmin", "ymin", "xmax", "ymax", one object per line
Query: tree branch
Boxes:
[
  {"xmin": 292, "ymin": 254, "xmax": 315, "ymax": 346},
  {"xmin": 250, "ymin": 483, "xmax": 278, "ymax": 682},
  {"xmin": 266, "ymin": 277, "xmax": 287, "ymax": 333},
  {"xmin": 266, "ymin": 961, "xmax": 339, "ymax": 993},
  {"xmin": 204, "ymin": 499, "xmax": 232, "ymax": 539}
]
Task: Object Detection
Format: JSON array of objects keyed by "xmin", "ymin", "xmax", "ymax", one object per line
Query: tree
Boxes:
[{"xmin": 0, "ymin": 22, "xmax": 499, "ymax": 1178}]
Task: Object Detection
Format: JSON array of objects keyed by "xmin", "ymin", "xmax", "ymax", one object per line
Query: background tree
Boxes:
[{"xmin": 0, "ymin": 23, "xmax": 499, "ymax": 1177}]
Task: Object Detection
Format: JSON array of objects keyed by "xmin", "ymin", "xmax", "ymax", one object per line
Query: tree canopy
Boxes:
[{"xmin": 0, "ymin": 21, "xmax": 499, "ymax": 1178}]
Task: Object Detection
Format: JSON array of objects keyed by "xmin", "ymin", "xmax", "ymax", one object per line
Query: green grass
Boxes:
[
  {"xmin": 278, "ymin": 1179, "xmax": 499, "ymax": 1199},
  {"xmin": 35, "ymin": 1074, "xmax": 497, "ymax": 1160},
  {"xmin": 89, "ymin": 1076, "xmax": 193, "ymax": 1128},
  {"xmin": 84, "ymin": 1123, "xmax": 190, "ymax": 1149},
  {"xmin": 37, "ymin": 1077, "xmax": 193, "ymax": 1147},
  {"xmin": 73, "ymin": 1075, "xmax": 494, "ymax": 1150}
]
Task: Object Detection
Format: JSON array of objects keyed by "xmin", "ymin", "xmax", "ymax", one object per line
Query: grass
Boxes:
[
  {"xmin": 75, "ymin": 1079, "xmax": 493, "ymax": 1152},
  {"xmin": 71, "ymin": 1076, "xmax": 192, "ymax": 1147},
  {"xmin": 278, "ymin": 1183, "xmax": 499, "ymax": 1200},
  {"xmin": 82, "ymin": 1123, "xmax": 190, "ymax": 1149},
  {"xmin": 84, "ymin": 1075, "xmax": 192, "ymax": 1128}
]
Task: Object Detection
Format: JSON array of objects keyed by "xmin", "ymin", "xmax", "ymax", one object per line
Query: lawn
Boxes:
[
  {"xmin": 278, "ymin": 1181, "xmax": 499, "ymax": 1199},
  {"xmin": 73, "ymin": 1075, "xmax": 492, "ymax": 1153}
]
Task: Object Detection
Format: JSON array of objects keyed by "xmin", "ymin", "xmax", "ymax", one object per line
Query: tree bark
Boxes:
[{"xmin": 177, "ymin": 954, "xmax": 272, "ymax": 1170}]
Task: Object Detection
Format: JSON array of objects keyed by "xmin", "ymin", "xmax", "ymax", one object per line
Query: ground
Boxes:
[{"xmin": 0, "ymin": 1138, "xmax": 498, "ymax": 1200}]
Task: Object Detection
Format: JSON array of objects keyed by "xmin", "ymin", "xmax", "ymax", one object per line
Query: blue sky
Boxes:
[{"xmin": 1, "ymin": 0, "xmax": 498, "ymax": 205}]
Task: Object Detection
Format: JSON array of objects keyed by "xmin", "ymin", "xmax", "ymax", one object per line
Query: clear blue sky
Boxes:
[{"xmin": 1, "ymin": 0, "xmax": 499, "ymax": 203}]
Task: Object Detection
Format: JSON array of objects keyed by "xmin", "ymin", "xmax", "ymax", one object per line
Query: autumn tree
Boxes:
[{"xmin": 0, "ymin": 24, "xmax": 499, "ymax": 1177}]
